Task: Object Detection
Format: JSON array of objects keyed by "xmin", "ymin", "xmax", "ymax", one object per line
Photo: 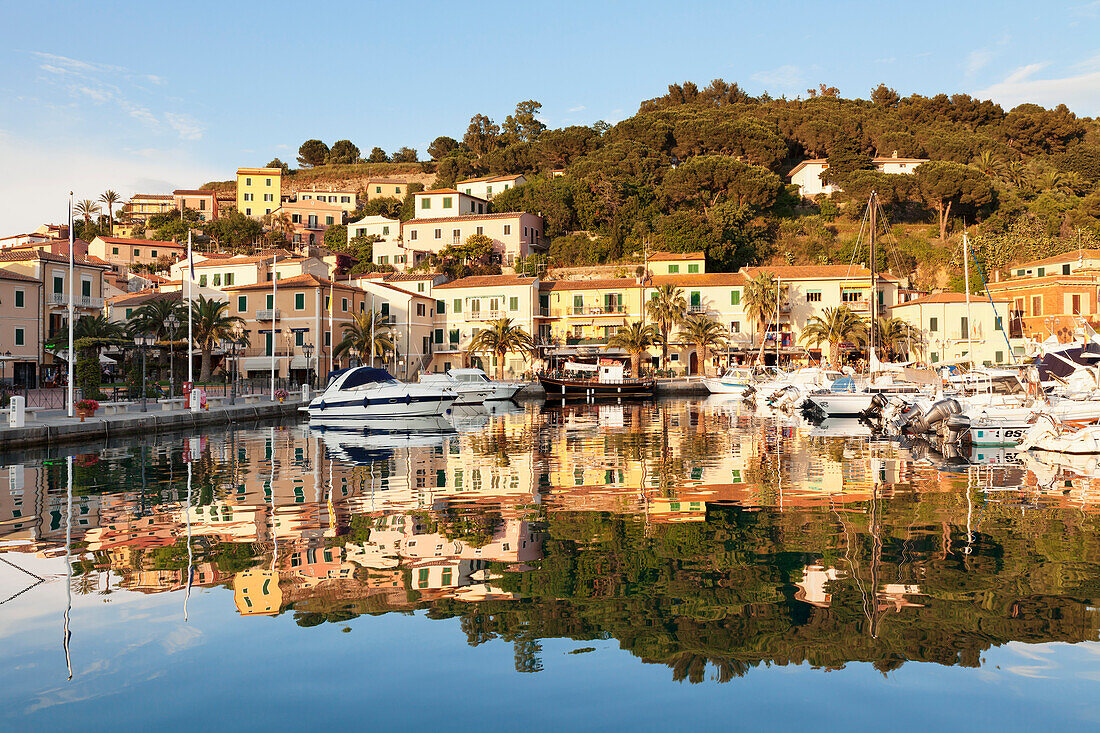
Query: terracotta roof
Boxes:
[
  {"xmin": 129, "ymin": 194, "xmax": 174, "ymax": 201},
  {"xmin": 403, "ymin": 212, "xmax": 536, "ymax": 226},
  {"xmin": 418, "ymin": 188, "xmax": 464, "ymax": 196},
  {"xmin": 365, "ymin": 178, "xmax": 407, "ymax": 185},
  {"xmin": 1014, "ymin": 249, "xmax": 1100, "ymax": 269},
  {"xmin": 788, "ymin": 157, "xmax": 927, "ymax": 178},
  {"xmin": 0, "ymin": 249, "xmax": 109, "ymax": 268},
  {"xmin": 651, "ymin": 272, "xmax": 748, "ymax": 286},
  {"xmin": 109, "ymin": 290, "xmax": 182, "ymax": 307},
  {"xmin": 891, "ymin": 292, "xmax": 1009, "ymax": 307},
  {"xmin": 98, "ymin": 236, "xmax": 184, "ymax": 248},
  {"xmin": 434, "ymin": 275, "xmax": 537, "ymax": 290},
  {"xmin": 356, "ymin": 280, "xmax": 434, "ymax": 299},
  {"xmin": 457, "ymin": 174, "xmax": 525, "ymax": 185},
  {"xmin": 237, "ymin": 167, "xmax": 281, "ymax": 176},
  {"xmin": 0, "ymin": 270, "xmax": 41, "ymax": 283},
  {"xmin": 223, "ymin": 274, "xmax": 364, "ymax": 293},
  {"xmin": 740, "ymin": 265, "xmax": 899, "ymax": 282},
  {"xmin": 172, "ymin": 189, "xmax": 215, "ymax": 196},
  {"xmin": 192, "ymin": 254, "xmax": 300, "ymax": 268},
  {"xmin": 649, "ymin": 251, "xmax": 705, "ymax": 261},
  {"xmin": 385, "ymin": 273, "xmax": 439, "ymax": 281},
  {"xmin": 539, "ymin": 278, "xmax": 638, "ymax": 292}
]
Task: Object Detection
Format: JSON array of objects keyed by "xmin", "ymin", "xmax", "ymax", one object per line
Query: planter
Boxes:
[{"xmin": 76, "ymin": 407, "xmax": 96, "ymax": 422}]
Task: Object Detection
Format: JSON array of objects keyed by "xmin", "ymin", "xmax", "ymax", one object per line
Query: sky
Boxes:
[{"xmin": 2, "ymin": 0, "xmax": 1098, "ymax": 233}]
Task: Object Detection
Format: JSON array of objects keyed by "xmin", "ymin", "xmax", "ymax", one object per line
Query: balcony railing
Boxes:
[
  {"xmin": 688, "ymin": 304, "xmax": 705, "ymax": 314},
  {"xmin": 845, "ymin": 300, "xmax": 870, "ymax": 312},
  {"xmin": 538, "ymin": 307, "xmax": 551, "ymax": 317},
  {"xmin": 257, "ymin": 309, "xmax": 281, "ymax": 321},
  {"xmin": 464, "ymin": 310, "xmax": 504, "ymax": 321},
  {"xmin": 49, "ymin": 293, "xmax": 104, "ymax": 309}
]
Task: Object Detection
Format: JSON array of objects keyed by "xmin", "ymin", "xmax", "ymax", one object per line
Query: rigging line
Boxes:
[
  {"xmin": 0, "ymin": 555, "xmax": 45, "ymax": 581},
  {"xmin": 871, "ymin": 197, "xmax": 909, "ymax": 288},
  {"xmin": 0, "ymin": 577, "xmax": 46, "ymax": 606},
  {"xmin": 967, "ymin": 242, "xmax": 1018, "ymax": 365}
]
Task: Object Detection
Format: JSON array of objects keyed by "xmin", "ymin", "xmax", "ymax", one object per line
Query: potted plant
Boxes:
[
  {"xmin": 274, "ymin": 388, "xmax": 288, "ymax": 404},
  {"xmin": 75, "ymin": 398, "xmax": 99, "ymax": 422}
]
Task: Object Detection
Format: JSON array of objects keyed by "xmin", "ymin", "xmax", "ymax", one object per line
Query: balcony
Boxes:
[
  {"xmin": 593, "ymin": 305, "xmax": 628, "ymax": 316},
  {"xmin": 48, "ymin": 293, "xmax": 104, "ymax": 309},
  {"xmin": 688, "ymin": 304, "xmax": 706, "ymax": 314},
  {"xmin": 257, "ymin": 309, "xmax": 281, "ymax": 321},
  {"xmin": 779, "ymin": 303, "xmax": 791, "ymax": 314},
  {"xmin": 845, "ymin": 300, "xmax": 870, "ymax": 312},
  {"xmin": 464, "ymin": 310, "xmax": 504, "ymax": 321},
  {"xmin": 537, "ymin": 307, "xmax": 551, "ymax": 317}
]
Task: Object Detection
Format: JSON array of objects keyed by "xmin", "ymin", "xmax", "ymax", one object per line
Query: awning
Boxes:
[{"xmin": 240, "ymin": 356, "xmax": 279, "ymax": 371}]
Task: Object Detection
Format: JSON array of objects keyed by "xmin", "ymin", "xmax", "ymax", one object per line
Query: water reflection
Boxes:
[{"xmin": 2, "ymin": 399, "xmax": 1100, "ymax": 686}]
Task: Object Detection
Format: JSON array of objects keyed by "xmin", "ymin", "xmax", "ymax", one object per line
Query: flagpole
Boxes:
[
  {"xmin": 187, "ymin": 231, "xmax": 193, "ymax": 387},
  {"xmin": 328, "ymin": 278, "xmax": 334, "ymax": 376},
  {"xmin": 67, "ymin": 193, "xmax": 74, "ymax": 417}
]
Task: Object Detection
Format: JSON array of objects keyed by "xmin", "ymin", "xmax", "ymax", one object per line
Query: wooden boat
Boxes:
[{"xmin": 538, "ymin": 360, "xmax": 654, "ymax": 399}]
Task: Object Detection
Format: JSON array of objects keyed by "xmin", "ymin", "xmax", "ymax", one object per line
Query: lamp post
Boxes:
[
  {"xmin": 302, "ymin": 342, "xmax": 314, "ymax": 390},
  {"xmin": 166, "ymin": 313, "xmax": 179, "ymax": 398},
  {"xmin": 223, "ymin": 338, "xmax": 241, "ymax": 405},
  {"xmin": 133, "ymin": 334, "xmax": 152, "ymax": 412}
]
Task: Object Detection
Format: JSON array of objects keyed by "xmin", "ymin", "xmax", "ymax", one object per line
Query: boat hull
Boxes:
[
  {"xmin": 307, "ymin": 393, "xmax": 458, "ymax": 420},
  {"xmin": 702, "ymin": 378, "xmax": 752, "ymax": 396},
  {"xmin": 538, "ymin": 375, "xmax": 655, "ymax": 399},
  {"xmin": 806, "ymin": 392, "xmax": 876, "ymax": 417}
]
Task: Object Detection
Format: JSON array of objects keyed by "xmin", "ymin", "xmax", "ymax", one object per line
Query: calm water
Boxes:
[{"xmin": 3, "ymin": 399, "xmax": 1100, "ymax": 730}]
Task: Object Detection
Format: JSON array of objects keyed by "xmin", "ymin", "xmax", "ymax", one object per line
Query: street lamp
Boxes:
[
  {"xmin": 166, "ymin": 313, "xmax": 179, "ymax": 398},
  {"xmin": 302, "ymin": 342, "xmax": 314, "ymax": 390},
  {"xmin": 133, "ymin": 334, "xmax": 154, "ymax": 412},
  {"xmin": 222, "ymin": 338, "xmax": 242, "ymax": 405}
]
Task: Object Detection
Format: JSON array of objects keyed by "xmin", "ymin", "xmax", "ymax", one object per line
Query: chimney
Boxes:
[{"xmin": 892, "ymin": 150, "xmax": 898, "ymax": 158}]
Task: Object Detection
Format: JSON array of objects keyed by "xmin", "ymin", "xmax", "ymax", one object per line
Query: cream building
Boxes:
[
  {"xmin": 412, "ymin": 189, "xmax": 487, "ymax": 219},
  {"xmin": 0, "ymin": 270, "xmax": 44, "ymax": 386},
  {"xmin": 788, "ymin": 153, "xmax": 929, "ymax": 197},
  {"xmin": 890, "ymin": 292, "xmax": 1022, "ymax": 366},
  {"xmin": 388, "ymin": 211, "xmax": 546, "ymax": 270},
  {"xmin": 364, "ymin": 179, "xmax": 409, "ymax": 201},
  {"xmin": 88, "ymin": 236, "xmax": 185, "ymax": 276},
  {"xmin": 648, "ymin": 251, "xmax": 706, "ymax": 275},
  {"xmin": 429, "ymin": 274, "xmax": 539, "ymax": 375},
  {"xmin": 456, "ymin": 174, "xmax": 527, "ymax": 201},
  {"xmin": 347, "ymin": 215, "xmax": 400, "ymax": 243}
]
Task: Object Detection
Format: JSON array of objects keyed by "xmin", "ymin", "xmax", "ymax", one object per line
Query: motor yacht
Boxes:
[
  {"xmin": 419, "ymin": 372, "xmax": 493, "ymax": 406},
  {"xmin": 702, "ymin": 367, "xmax": 754, "ymax": 396},
  {"xmin": 448, "ymin": 368, "xmax": 525, "ymax": 400},
  {"xmin": 305, "ymin": 366, "xmax": 458, "ymax": 420}
]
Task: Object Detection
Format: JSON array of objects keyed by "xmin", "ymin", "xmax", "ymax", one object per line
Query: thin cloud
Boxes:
[
  {"xmin": 568, "ymin": 105, "xmax": 586, "ymax": 113},
  {"xmin": 965, "ymin": 48, "xmax": 994, "ymax": 77},
  {"xmin": 165, "ymin": 112, "xmax": 203, "ymax": 141},
  {"xmin": 977, "ymin": 61, "xmax": 1100, "ymax": 115},
  {"xmin": 751, "ymin": 64, "xmax": 803, "ymax": 90}
]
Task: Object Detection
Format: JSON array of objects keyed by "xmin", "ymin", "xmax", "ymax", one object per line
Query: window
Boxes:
[
  {"xmin": 476, "ymin": 226, "xmax": 484, "ymax": 235},
  {"xmin": 151, "ymin": 249, "xmax": 159, "ymax": 258},
  {"xmin": 960, "ymin": 317, "xmax": 969, "ymax": 339},
  {"xmin": 730, "ymin": 321, "xmax": 740, "ymax": 333},
  {"xmin": 376, "ymin": 186, "xmax": 382, "ymax": 194},
  {"xmin": 995, "ymin": 316, "xmax": 1003, "ymax": 331},
  {"xmin": 418, "ymin": 282, "xmax": 425, "ymax": 292},
  {"xmin": 341, "ymin": 196, "xmax": 350, "ymax": 203},
  {"xmin": 668, "ymin": 264, "xmax": 680, "ymax": 274},
  {"xmin": 434, "ymin": 328, "xmax": 444, "ymax": 343},
  {"xmin": 81, "ymin": 279, "xmax": 91, "ymax": 297},
  {"xmin": 1037, "ymin": 267, "xmax": 1045, "ymax": 277},
  {"xmin": 245, "ymin": 177, "xmax": 252, "ymax": 186},
  {"xmin": 503, "ymin": 225, "xmax": 511, "ymax": 235},
  {"xmin": 112, "ymin": 247, "xmax": 119, "ymax": 255},
  {"xmin": 14, "ymin": 290, "xmax": 23, "ymax": 308},
  {"xmin": 1064, "ymin": 263, "xmax": 1072, "ymax": 275},
  {"xmin": 1072, "ymin": 294, "xmax": 1082, "ymax": 315},
  {"xmin": 134, "ymin": 249, "xmax": 141, "ymax": 257},
  {"xmin": 266, "ymin": 294, "xmax": 274, "ymax": 309},
  {"xmin": 325, "ymin": 332, "xmax": 331, "ymax": 346},
  {"xmin": 14, "ymin": 328, "xmax": 24, "ymax": 347},
  {"xmin": 688, "ymin": 263, "xmax": 700, "ymax": 273},
  {"xmin": 292, "ymin": 214, "xmax": 301, "ymax": 224},
  {"xmin": 442, "ymin": 197, "xmax": 453, "ymax": 209},
  {"xmin": 295, "ymin": 331, "xmax": 304, "ymax": 346},
  {"xmin": 1032, "ymin": 295, "xmax": 1042, "ymax": 316},
  {"xmin": 806, "ymin": 290, "xmax": 822, "ymax": 302},
  {"xmin": 382, "ymin": 225, "xmax": 390, "ymax": 236},
  {"xmin": 294, "ymin": 293, "xmax": 305, "ymax": 310},
  {"xmin": 510, "ymin": 296, "xmax": 519, "ymax": 310},
  {"xmin": 225, "ymin": 273, "xmax": 234, "ymax": 286},
  {"xmin": 434, "ymin": 229, "xmax": 442, "ymax": 239},
  {"xmin": 573, "ymin": 294, "xmax": 583, "ymax": 313},
  {"xmin": 449, "ymin": 329, "xmax": 459, "ymax": 343},
  {"xmin": 263, "ymin": 194, "xmax": 273, "ymax": 202},
  {"xmin": 410, "ymin": 230, "xmax": 418, "ymax": 241},
  {"xmin": 210, "ymin": 274, "xmax": 220, "ymax": 287},
  {"xmin": 421, "ymin": 197, "xmax": 431, "ymax": 209},
  {"xmin": 437, "ymin": 299, "xmax": 445, "ymax": 314},
  {"xmin": 238, "ymin": 295, "xmax": 247, "ymax": 312},
  {"xmin": 929, "ymin": 317, "xmax": 939, "ymax": 332},
  {"xmin": 453, "ymin": 299, "xmax": 462, "ymax": 313},
  {"xmin": 730, "ymin": 290, "xmax": 740, "ymax": 306},
  {"xmin": 325, "ymin": 216, "xmax": 334, "ymax": 226},
  {"xmin": 199, "ymin": 275, "xmax": 208, "ymax": 287},
  {"xmin": 125, "ymin": 308, "xmax": 132, "ymax": 318},
  {"xmin": 265, "ymin": 178, "xmax": 272, "ymax": 186},
  {"xmin": 995, "ymin": 350, "xmax": 1004, "ymax": 362},
  {"xmin": 246, "ymin": 208, "xmax": 252, "ymax": 216},
  {"xmin": 1017, "ymin": 269, "xmax": 1025, "ymax": 277},
  {"xmin": 841, "ymin": 289, "xmax": 863, "ymax": 302},
  {"xmin": 524, "ymin": 226, "xmax": 528, "ymax": 238},
  {"xmin": 199, "ymin": 200, "xmax": 206, "ymax": 210},
  {"xmin": 342, "ymin": 298, "xmax": 348, "ymax": 312}
]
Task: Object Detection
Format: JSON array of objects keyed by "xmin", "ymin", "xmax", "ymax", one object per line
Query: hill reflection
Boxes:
[{"xmin": 3, "ymin": 400, "xmax": 1100, "ymax": 682}]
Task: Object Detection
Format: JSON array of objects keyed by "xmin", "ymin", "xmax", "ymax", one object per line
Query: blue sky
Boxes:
[{"xmin": 2, "ymin": 0, "xmax": 1098, "ymax": 231}]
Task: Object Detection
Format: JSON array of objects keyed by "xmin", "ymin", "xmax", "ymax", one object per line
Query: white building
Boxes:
[
  {"xmin": 294, "ymin": 186, "xmax": 358, "ymax": 214},
  {"xmin": 347, "ymin": 215, "xmax": 400, "ymax": 244},
  {"xmin": 788, "ymin": 153, "xmax": 929, "ymax": 197},
  {"xmin": 376, "ymin": 212, "xmax": 545, "ymax": 270},
  {"xmin": 456, "ymin": 174, "xmax": 527, "ymax": 201},
  {"xmin": 412, "ymin": 189, "xmax": 487, "ymax": 219}
]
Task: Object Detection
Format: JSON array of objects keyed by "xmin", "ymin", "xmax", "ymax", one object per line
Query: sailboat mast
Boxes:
[
  {"xmin": 869, "ymin": 193, "xmax": 876, "ymax": 363},
  {"xmin": 963, "ymin": 231, "xmax": 974, "ymax": 363}
]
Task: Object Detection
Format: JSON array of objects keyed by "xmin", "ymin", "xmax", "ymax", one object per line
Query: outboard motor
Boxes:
[
  {"xmin": 906, "ymin": 398, "xmax": 961, "ymax": 434},
  {"xmin": 940, "ymin": 413, "xmax": 971, "ymax": 445},
  {"xmin": 860, "ymin": 393, "xmax": 889, "ymax": 420},
  {"xmin": 741, "ymin": 384, "xmax": 757, "ymax": 404}
]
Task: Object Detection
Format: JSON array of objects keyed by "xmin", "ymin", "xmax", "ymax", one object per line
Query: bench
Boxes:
[
  {"xmin": 157, "ymin": 398, "xmax": 188, "ymax": 411},
  {"xmin": 97, "ymin": 401, "xmax": 131, "ymax": 416}
]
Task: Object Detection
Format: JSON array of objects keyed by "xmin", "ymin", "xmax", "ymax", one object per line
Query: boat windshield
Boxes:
[
  {"xmin": 340, "ymin": 367, "xmax": 399, "ymax": 390},
  {"xmin": 451, "ymin": 370, "xmax": 490, "ymax": 383}
]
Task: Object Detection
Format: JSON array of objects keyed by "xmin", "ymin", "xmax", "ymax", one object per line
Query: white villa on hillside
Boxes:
[{"xmin": 789, "ymin": 152, "xmax": 928, "ymax": 197}]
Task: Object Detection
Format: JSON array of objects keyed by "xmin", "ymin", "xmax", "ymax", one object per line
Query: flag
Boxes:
[{"xmin": 188, "ymin": 239, "xmax": 195, "ymax": 281}]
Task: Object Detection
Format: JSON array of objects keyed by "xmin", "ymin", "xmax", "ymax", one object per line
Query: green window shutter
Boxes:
[
  {"xmin": 449, "ymin": 329, "xmax": 459, "ymax": 343},
  {"xmin": 266, "ymin": 294, "xmax": 273, "ymax": 309},
  {"xmin": 238, "ymin": 295, "xmax": 247, "ymax": 312},
  {"xmin": 731, "ymin": 290, "xmax": 740, "ymax": 305},
  {"xmin": 14, "ymin": 290, "xmax": 23, "ymax": 308},
  {"xmin": 125, "ymin": 308, "xmax": 132, "ymax": 318},
  {"xmin": 295, "ymin": 293, "xmax": 304, "ymax": 310},
  {"xmin": 668, "ymin": 264, "xmax": 679, "ymax": 274},
  {"xmin": 509, "ymin": 296, "xmax": 519, "ymax": 310},
  {"xmin": 688, "ymin": 264, "xmax": 699, "ymax": 273},
  {"xmin": 434, "ymin": 328, "xmax": 443, "ymax": 343},
  {"xmin": 199, "ymin": 275, "xmax": 207, "ymax": 287},
  {"xmin": 436, "ymin": 299, "xmax": 445, "ymax": 314},
  {"xmin": 995, "ymin": 350, "xmax": 1004, "ymax": 362},
  {"xmin": 453, "ymin": 298, "xmax": 462, "ymax": 313}
]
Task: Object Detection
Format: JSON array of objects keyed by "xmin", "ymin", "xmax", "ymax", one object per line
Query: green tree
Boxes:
[
  {"xmin": 297, "ymin": 139, "xmax": 330, "ymax": 167},
  {"xmin": 334, "ymin": 311, "xmax": 394, "ymax": 365},
  {"xmin": 743, "ymin": 271, "xmax": 780, "ymax": 361},
  {"xmin": 427, "ymin": 136, "xmax": 459, "ymax": 160},
  {"xmin": 914, "ymin": 161, "xmax": 996, "ymax": 240},
  {"xmin": 874, "ymin": 316, "xmax": 923, "ymax": 360},
  {"xmin": 677, "ymin": 314, "xmax": 728, "ymax": 376},
  {"xmin": 190, "ymin": 295, "xmax": 244, "ymax": 382},
  {"xmin": 329, "ymin": 139, "xmax": 360, "ymax": 164},
  {"xmin": 267, "ymin": 158, "xmax": 291, "ymax": 175},
  {"xmin": 464, "ymin": 114, "xmax": 501, "ymax": 158},
  {"xmin": 75, "ymin": 199, "xmax": 101, "ymax": 226},
  {"xmin": 645, "ymin": 284, "xmax": 687, "ymax": 370},
  {"xmin": 870, "ymin": 83, "xmax": 900, "ymax": 108},
  {"xmin": 660, "ymin": 155, "xmax": 782, "ymax": 219},
  {"xmin": 391, "ymin": 147, "xmax": 418, "ymax": 163},
  {"xmin": 799, "ymin": 306, "xmax": 866, "ymax": 363},
  {"xmin": 503, "ymin": 100, "xmax": 546, "ymax": 142},
  {"xmin": 467, "ymin": 318, "xmax": 534, "ymax": 379},
  {"xmin": 608, "ymin": 321, "xmax": 658, "ymax": 377},
  {"xmin": 367, "ymin": 147, "xmax": 388, "ymax": 163},
  {"xmin": 203, "ymin": 211, "xmax": 263, "ymax": 252}
]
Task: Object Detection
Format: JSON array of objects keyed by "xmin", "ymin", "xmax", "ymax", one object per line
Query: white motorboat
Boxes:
[
  {"xmin": 305, "ymin": 366, "xmax": 458, "ymax": 420},
  {"xmin": 805, "ymin": 374, "xmax": 923, "ymax": 418},
  {"xmin": 419, "ymin": 372, "xmax": 493, "ymax": 406},
  {"xmin": 448, "ymin": 368, "xmax": 524, "ymax": 401},
  {"xmin": 752, "ymin": 367, "xmax": 842, "ymax": 403},
  {"xmin": 1018, "ymin": 414, "xmax": 1100, "ymax": 454},
  {"xmin": 702, "ymin": 367, "xmax": 754, "ymax": 396}
]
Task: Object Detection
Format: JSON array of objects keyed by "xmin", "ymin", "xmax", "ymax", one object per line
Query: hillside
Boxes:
[{"xmin": 201, "ymin": 162, "xmax": 435, "ymax": 197}]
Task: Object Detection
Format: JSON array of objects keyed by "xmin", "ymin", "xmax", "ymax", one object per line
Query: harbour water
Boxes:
[{"xmin": 3, "ymin": 398, "xmax": 1100, "ymax": 730}]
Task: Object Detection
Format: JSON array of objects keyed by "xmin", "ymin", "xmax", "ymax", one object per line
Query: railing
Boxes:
[
  {"xmin": 688, "ymin": 304, "xmax": 705, "ymax": 314},
  {"xmin": 538, "ymin": 307, "xmax": 550, "ymax": 317},
  {"xmin": 257, "ymin": 309, "xmax": 281, "ymax": 320},
  {"xmin": 593, "ymin": 305, "xmax": 628, "ymax": 315},
  {"xmin": 845, "ymin": 300, "xmax": 870, "ymax": 312},
  {"xmin": 48, "ymin": 293, "xmax": 104, "ymax": 309},
  {"xmin": 464, "ymin": 310, "xmax": 503, "ymax": 321}
]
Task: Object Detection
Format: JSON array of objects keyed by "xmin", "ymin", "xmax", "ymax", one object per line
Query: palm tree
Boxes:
[
  {"xmin": 334, "ymin": 310, "xmax": 394, "ymax": 366},
  {"xmin": 191, "ymin": 295, "xmax": 244, "ymax": 382},
  {"xmin": 48, "ymin": 313, "xmax": 127, "ymax": 359},
  {"xmin": 130, "ymin": 296, "xmax": 186, "ymax": 384},
  {"xmin": 678, "ymin": 314, "xmax": 728, "ymax": 376},
  {"xmin": 608, "ymin": 321, "xmax": 658, "ymax": 377},
  {"xmin": 75, "ymin": 199, "xmax": 102, "ymax": 228},
  {"xmin": 874, "ymin": 316, "xmax": 924, "ymax": 360},
  {"xmin": 99, "ymin": 190, "xmax": 121, "ymax": 236},
  {"xmin": 645, "ymin": 284, "xmax": 686, "ymax": 370},
  {"xmin": 799, "ymin": 306, "xmax": 866, "ymax": 364},
  {"xmin": 972, "ymin": 150, "xmax": 1002, "ymax": 179},
  {"xmin": 743, "ymin": 271, "xmax": 779, "ymax": 362},
  {"xmin": 467, "ymin": 318, "xmax": 534, "ymax": 379}
]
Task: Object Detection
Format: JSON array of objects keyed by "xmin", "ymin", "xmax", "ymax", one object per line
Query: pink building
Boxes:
[
  {"xmin": 272, "ymin": 199, "xmax": 346, "ymax": 246},
  {"xmin": 173, "ymin": 189, "xmax": 219, "ymax": 221}
]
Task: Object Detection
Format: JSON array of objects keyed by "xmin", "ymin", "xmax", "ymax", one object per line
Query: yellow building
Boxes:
[
  {"xmin": 236, "ymin": 167, "xmax": 282, "ymax": 219},
  {"xmin": 233, "ymin": 568, "xmax": 282, "ymax": 615}
]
